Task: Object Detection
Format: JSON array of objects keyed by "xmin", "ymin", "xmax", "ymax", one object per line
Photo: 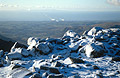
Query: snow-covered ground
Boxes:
[{"xmin": 0, "ymin": 27, "xmax": 120, "ymax": 78}]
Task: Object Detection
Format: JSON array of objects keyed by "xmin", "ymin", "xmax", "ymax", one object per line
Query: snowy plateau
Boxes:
[{"xmin": 0, "ymin": 27, "xmax": 120, "ymax": 78}]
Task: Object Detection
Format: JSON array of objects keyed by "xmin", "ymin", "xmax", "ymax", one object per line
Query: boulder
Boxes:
[
  {"xmin": 35, "ymin": 42, "xmax": 51, "ymax": 54},
  {"xmin": 27, "ymin": 37, "xmax": 40, "ymax": 46},
  {"xmin": 85, "ymin": 43, "xmax": 105, "ymax": 58},
  {"xmin": 64, "ymin": 57, "xmax": 84, "ymax": 64},
  {"xmin": 40, "ymin": 65, "xmax": 60, "ymax": 74}
]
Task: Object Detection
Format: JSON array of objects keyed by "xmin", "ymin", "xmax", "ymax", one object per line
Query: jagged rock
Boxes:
[
  {"xmin": 112, "ymin": 57, "xmax": 120, "ymax": 61},
  {"xmin": 47, "ymin": 74, "xmax": 64, "ymax": 78},
  {"xmin": 85, "ymin": 43, "xmax": 105, "ymax": 58},
  {"xmin": 30, "ymin": 73, "xmax": 41, "ymax": 78},
  {"xmin": 64, "ymin": 57, "xmax": 84, "ymax": 64},
  {"xmin": 87, "ymin": 27, "xmax": 103, "ymax": 36}
]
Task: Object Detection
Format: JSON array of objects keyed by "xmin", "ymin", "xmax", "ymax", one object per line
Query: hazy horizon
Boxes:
[
  {"xmin": 0, "ymin": 0, "xmax": 120, "ymax": 21},
  {"xmin": 0, "ymin": 11, "xmax": 120, "ymax": 21}
]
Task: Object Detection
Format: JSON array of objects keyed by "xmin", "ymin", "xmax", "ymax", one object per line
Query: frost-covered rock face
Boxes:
[{"xmin": 0, "ymin": 27, "xmax": 120, "ymax": 78}]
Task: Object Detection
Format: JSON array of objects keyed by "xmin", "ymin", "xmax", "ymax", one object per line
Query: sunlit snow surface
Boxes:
[{"xmin": 0, "ymin": 27, "xmax": 120, "ymax": 78}]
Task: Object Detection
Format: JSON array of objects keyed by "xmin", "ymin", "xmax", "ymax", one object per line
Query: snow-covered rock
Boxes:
[
  {"xmin": 0, "ymin": 27, "xmax": 120, "ymax": 78},
  {"xmin": 63, "ymin": 30, "xmax": 80, "ymax": 38},
  {"xmin": 35, "ymin": 42, "xmax": 51, "ymax": 54},
  {"xmin": 87, "ymin": 27, "xmax": 103, "ymax": 36},
  {"xmin": 85, "ymin": 43, "xmax": 105, "ymax": 58},
  {"xmin": 27, "ymin": 37, "xmax": 40, "ymax": 46},
  {"xmin": 64, "ymin": 57, "xmax": 84, "ymax": 64}
]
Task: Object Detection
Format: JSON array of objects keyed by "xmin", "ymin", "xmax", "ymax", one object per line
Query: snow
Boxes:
[
  {"xmin": 87, "ymin": 27, "xmax": 103, "ymax": 36},
  {"xmin": 63, "ymin": 57, "xmax": 73, "ymax": 64},
  {"xmin": 0, "ymin": 27, "xmax": 120, "ymax": 78}
]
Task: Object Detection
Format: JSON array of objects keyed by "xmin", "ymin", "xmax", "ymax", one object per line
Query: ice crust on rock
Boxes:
[{"xmin": 0, "ymin": 27, "xmax": 120, "ymax": 78}]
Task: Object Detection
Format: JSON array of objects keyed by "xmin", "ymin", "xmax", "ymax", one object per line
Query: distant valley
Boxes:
[{"xmin": 0, "ymin": 21, "xmax": 120, "ymax": 45}]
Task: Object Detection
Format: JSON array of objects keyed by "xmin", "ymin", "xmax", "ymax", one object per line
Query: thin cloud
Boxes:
[
  {"xmin": 107, "ymin": 0, "xmax": 120, "ymax": 6},
  {"xmin": 0, "ymin": 4, "xmax": 19, "ymax": 8}
]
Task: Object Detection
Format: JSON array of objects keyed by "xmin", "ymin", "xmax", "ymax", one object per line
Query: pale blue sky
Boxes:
[{"xmin": 0, "ymin": 0, "xmax": 120, "ymax": 11}]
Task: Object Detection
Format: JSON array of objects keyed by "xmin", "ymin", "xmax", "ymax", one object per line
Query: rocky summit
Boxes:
[{"xmin": 0, "ymin": 27, "xmax": 120, "ymax": 78}]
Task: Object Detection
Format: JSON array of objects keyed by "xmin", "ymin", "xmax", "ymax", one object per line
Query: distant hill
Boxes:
[
  {"xmin": 0, "ymin": 34, "xmax": 27, "ymax": 52},
  {"xmin": 0, "ymin": 21, "xmax": 120, "ymax": 45},
  {"xmin": 63, "ymin": 22, "xmax": 120, "ymax": 35}
]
